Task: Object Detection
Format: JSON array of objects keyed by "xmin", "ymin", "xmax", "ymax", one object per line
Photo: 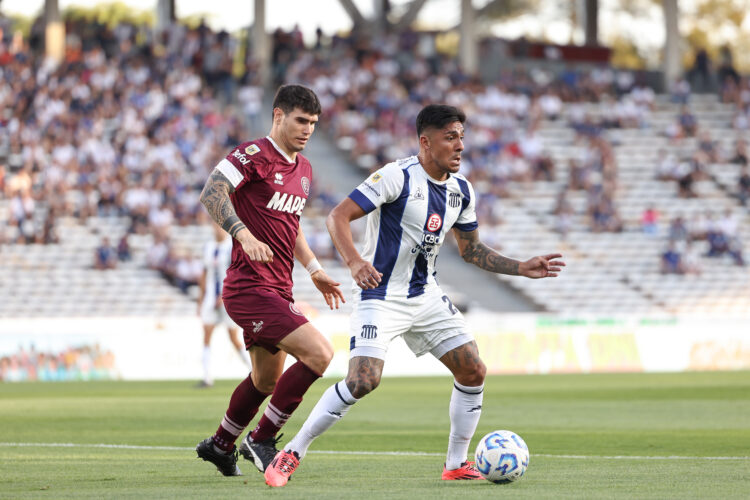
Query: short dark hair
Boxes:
[
  {"xmin": 416, "ymin": 104, "xmax": 466, "ymax": 137},
  {"xmin": 272, "ymin": 84, "xmax": 322, "ymax": 116}
]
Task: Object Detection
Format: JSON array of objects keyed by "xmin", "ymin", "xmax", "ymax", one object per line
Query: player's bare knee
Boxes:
[
  {"xmin": 476, "ymin": 359, "xmax": 487, "ymax": 382},
  {"xmin": 345, "ymin": 375, "xmax": 380, "ymax": 399},
  {"xmin": 256, "ymin": 381, "xmax": 276, "ymax": 394},
  {"xmin": 321, "ymin": 340, "xmax": 334, "ymax": 364},
  {"xmin": 252, "ymin": 373, "xmax": 278, "ymax": 394},
  {"xmin": 305, "ymin": 339, "xmax": 333, "ymax": 375},
  {"xmin": 456, "ymin": 360, "xmax": 486, "ymax": 387}
]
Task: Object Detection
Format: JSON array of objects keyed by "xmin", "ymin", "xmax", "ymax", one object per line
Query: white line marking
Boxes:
[
  {"xmin": 1, "ymin": 442, "xmax": 188, "ymax": 451},
  {"xmin": 1, "ymin": 443, "xmax": 748, "ymax": 460},
  {"xmin": 534, "ymin": 454, "xmax": 750, "ymax": 461}
]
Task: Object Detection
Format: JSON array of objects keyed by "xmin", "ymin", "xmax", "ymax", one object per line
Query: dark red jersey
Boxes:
[{"xmin": 215, "ymin": 136, "xmax": 312, "ymax": 301}]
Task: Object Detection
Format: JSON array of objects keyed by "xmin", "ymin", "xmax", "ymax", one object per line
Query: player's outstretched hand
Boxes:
[
  {"xmin": 239, "ymin": 235, "xmax": 274, "ymax": 263},
  {"xmin": 311, "ymin": 270, "xmax": 346, "ymax": 310},
  {"xmin": 519, "ymin": 253, "xmax": 566, "ymax": 279},
  {"xmin": 350, "ymin": 259, "xmax": 383, "ymax": 290}
]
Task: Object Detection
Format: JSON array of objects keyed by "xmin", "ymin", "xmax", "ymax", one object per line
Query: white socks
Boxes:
[
  {"xmin": 202, "ymin": 346, "xmax": 212, "ymax": 385},
  {"xmin": 284, "ymin": 378, "xmax": 482, "ymax": 468},
  {"xmin": 445, "ymin": 380, "xmax": 483, "ymax": 470},
  {"xmin": 286, "ymin": 380, "xmax": 358, "ymax": 459}
]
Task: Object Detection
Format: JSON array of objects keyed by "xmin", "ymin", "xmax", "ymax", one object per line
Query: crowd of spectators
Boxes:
[
  {"xmin": 0, "ymin": 343, "xmax": 117, "ymax": 382},
  {"xmin": 281, "ymin": 31, "xmax": 653, "ymax": 234},
  {"xmin": 0, "ymin": 17, "xmax": 272, "ymax": 288},
  {"xmin": 665, "ymin": 138, "xmax": 749, "ymax": 218},
  {"xmin": 2, "ymin": 14, "xmax": 749, "ymax": 302},
  {"xmin": 2, "ymin": 20, "xmax": 654, "ymax": 262},
  {"xmin": 659, "ymin": 209, "xmax": 744, "ymax": 275}
]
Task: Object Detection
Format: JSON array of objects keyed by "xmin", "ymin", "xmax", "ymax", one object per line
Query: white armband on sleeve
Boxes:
[
  {"xmin": 306, "ymin": 258, "xmax": 323, "ymax": 275},
  {"xmin": 215, "ymin": 159, "xmax": 244, "ymax": 188}
]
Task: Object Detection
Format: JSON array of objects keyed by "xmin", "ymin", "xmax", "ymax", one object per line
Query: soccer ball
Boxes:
[{"xmin": 474, "ymin": 430, "xmax": 529, "ymax": 483}]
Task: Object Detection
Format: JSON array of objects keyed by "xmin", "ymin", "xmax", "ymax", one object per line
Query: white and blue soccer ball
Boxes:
[{"xmin": 474, "ymin": 430, "xmax": 529, "ymax": 483}]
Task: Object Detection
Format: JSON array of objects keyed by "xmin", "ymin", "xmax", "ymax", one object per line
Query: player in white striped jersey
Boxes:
[
  {"xmin": 347, "ymin": 153, "xmax": 478, "ymax": 301},
  {"xmin": 265, "ymin": 105, "xmax": 565, "ymax": 486},
  {"xmin": 197, "ymin": 222, "xmax": 252, "ymax": 387}
]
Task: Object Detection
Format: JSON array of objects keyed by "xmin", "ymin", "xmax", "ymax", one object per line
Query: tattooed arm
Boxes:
[
  {"xmin": 453, "ymin": 228, "xmax": 565, "ymax": 278},
  {"xmin": 200, "ymin": 168, "xmax": 274, "ymax": 263}
]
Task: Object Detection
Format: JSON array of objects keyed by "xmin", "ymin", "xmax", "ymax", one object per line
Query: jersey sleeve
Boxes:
[
  {"xmin": 454, "ymin": 177, "xmax": 478, "ymax": 232},
  {"xmin": 348, "ymin": 163, "xmax": 405, "ymax": 214},
  {"xmin": 214, "ymin": 143, "xmax": 264, "ymax": 190}
]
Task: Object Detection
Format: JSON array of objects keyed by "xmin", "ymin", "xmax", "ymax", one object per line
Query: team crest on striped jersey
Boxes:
[
  {"xmin": 448, "ymin": 192, "xmax": 461, "ymax": 208},
  {"xmin": 426, "ymin": 213, "xmax": 443, "ymax": 232},
  {"xmin": 301, "ymin": 176, "xmax": 310, "ymax": 196}
]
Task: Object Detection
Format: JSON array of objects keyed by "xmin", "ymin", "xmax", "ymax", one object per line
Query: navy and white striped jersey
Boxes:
[
  {"xmin": 202, "ymin": 237, "xmax": 233, "ymax": 305},
  {"xmin": 348, "ymin": 155, "xmax": 478, "ymax": 301}
]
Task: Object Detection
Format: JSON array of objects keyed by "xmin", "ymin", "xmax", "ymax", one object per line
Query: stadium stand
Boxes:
[
  {"xmin": 286, "ymin": 36, "xmax": 750, "ymax": 316},
  {"xmin": 1, "ymin": 22, "xmax": 748, "ymax": 318},
  {"xmin": 503, "ymin": 93, "xmax": 749, "ymax": 316}
]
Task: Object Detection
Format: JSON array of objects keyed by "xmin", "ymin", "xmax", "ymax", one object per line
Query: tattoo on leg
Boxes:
[
  {"xmin": 450, "ymin": 342, "xmax": 480, "ymax": 371},
  {"xmin": 440, "ymin": 341, "xmax": 485, "ymax": 384},
  {"xmin": 345, "ymin": 357, "xmax": 384, "ymax": 398}
]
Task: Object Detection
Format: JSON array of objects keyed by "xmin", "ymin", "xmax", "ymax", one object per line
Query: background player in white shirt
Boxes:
[
  {"xmin": 197, "ymin": 222, "xmax": 252, "ymax": 387},
  {"xmin": 264, "ymin": 104, "xmax": 565, "ymax": 486}
]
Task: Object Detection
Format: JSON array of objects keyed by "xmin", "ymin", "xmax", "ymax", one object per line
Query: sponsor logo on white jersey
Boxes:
[
  {"xmin": 426, "ymin": 213, "xmax": 443, "ymax": 232},
  {"xmin": 363, "ymin": 182, "xmax": 380, "ymax": 197},
  {"xmin": 266, "ymin": 191, "xmax": 307, "ymax": 216},
  {"xmin": 411, "ymin": 232, "xmax": 441, "ymax": 258}
]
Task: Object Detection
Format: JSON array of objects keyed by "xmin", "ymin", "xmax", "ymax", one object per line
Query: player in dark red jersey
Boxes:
[{"xmin": 195, "ymin": 84, "xmax": 345, "ymax": 477}]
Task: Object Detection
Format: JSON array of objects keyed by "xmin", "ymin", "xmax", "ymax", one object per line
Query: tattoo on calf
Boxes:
[{"xmin": 346, "ymin": 357, "xmax": 384, "ymax": 398}]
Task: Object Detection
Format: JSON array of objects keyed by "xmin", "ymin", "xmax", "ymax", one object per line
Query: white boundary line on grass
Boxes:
[{"xmin": 1, "ymin": 442, "xmax": 748, "ymax": 461}]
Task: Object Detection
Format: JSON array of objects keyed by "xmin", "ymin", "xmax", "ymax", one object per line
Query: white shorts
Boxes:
[
  {"xmin": 200, "ymin": 299, "xmax": 239, "ymax": 329},
  {"xmin": 349, "ymin": 286, "xmax": 473, "ymax": 360}
]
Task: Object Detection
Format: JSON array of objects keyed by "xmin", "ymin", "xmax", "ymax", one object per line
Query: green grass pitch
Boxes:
[{"xmin": 1, "ymin": 371, "xmax": 748, "ymax": 499}]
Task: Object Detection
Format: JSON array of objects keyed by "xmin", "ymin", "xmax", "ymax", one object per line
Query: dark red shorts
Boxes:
[{"xmin": 223, "ymin": 288, "xmax": 309, "ymax": 354}]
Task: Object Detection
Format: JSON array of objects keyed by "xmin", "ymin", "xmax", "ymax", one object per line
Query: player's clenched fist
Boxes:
[
  {"xmin": 349, "ymin": 258, "xmax": 383, "ymax": 289},
  {"xmin": 239, "ymin": 235, "xmax": 274, "ymax": 263}
]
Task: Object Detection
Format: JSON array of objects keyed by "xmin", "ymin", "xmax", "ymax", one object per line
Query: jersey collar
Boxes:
[{"xmin": 266, "ymin": 136, "xmax": 294, "ymax": 164}]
